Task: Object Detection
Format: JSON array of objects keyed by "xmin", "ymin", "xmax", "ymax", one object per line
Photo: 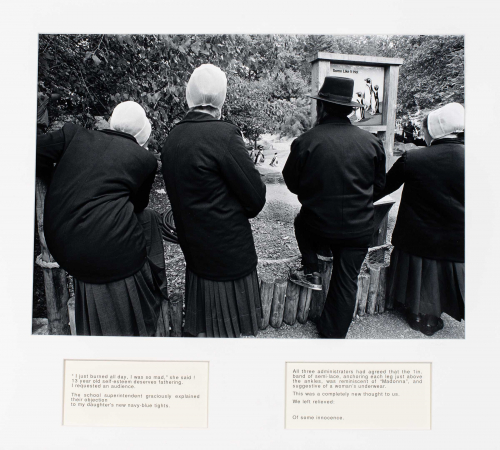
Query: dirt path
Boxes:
[
  {"xmin": 149, "ymin": 143, "xmax": 466, "ymax": 340},
  {"xmin": 244, "ymin": 310, "xmax": 464, "ymax": 340}
]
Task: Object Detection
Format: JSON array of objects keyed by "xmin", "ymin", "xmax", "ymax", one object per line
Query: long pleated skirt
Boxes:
[
  {"xmin": 74, "ymin": 209, "xmax": 168, "ymax": 336},
  {"xmin": 386, "ymin": 247, "xmax": 465, "ymax": 321},
  {"xmin": 184, "ymin": 268, "xmax": 262, "ymax": 337}
]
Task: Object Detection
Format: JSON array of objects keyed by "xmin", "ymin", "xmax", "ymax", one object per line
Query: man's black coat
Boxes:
[
  {"xmin": 282, "ymin": 116, "xmax": 386, "ymax": 241},
  {"xmin": 36, "ymin": 123, "xmax": 158, "ymax": 283},
  {"xmin": 161, "ymin": 111, "xmax": 266, "ymax": 281}
]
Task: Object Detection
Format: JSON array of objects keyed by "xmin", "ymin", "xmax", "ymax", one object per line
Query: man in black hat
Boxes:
[{"xmin": 282, "ymin": 76, "xmax": 386, "ymax": 338}]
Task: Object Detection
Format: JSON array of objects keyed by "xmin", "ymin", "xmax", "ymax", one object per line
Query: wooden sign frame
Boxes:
[{"xmin": 310, "ymin": 52, "xmax": 403, "ymax": 156}]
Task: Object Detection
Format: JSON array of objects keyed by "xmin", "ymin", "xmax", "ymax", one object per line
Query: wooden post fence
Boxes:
[
  {"xmin": 269, "ymin": 280, "xmax": 287, "ymax": 328},
  {"xmin": 35, "ymin": 200, "xmax": 393, "ymax": 336},
  {"xmin": 35, "ymin": 177, "xmax": 71, "ymax": 335}
]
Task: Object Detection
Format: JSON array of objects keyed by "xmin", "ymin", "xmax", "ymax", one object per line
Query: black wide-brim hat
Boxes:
[{"xmin": 309, "ymin": 76, "xmax": 361, "ymax": 108}]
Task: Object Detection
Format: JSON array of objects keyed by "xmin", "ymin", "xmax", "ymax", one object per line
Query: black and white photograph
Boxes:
[
  {"xmin": 2, "ymin": 1, "xmax": 500, "ymax": 448},
  {"xmin": 33, "ymin": 34, "xmax": 465, "ymax": 340}
]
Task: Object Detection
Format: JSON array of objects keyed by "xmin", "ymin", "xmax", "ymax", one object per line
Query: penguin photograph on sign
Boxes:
[
  {"xmin": 330, "ymin": 63, "xmax": 384, "ymax": 125},
  {"xmin": 353, "ymin": 91, "xmax": 366, "ymax": 121},
  {"xmin": 364, "ymin": 77, "xmax": 374, "ymax": 113},
  {"xmin": 373, "ymin": 84, "xmax": 380, "ymax": 114}
]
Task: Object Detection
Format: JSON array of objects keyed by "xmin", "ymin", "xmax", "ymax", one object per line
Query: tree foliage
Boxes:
[
  {"xmin": 38, "ymin": 34, "xmax": 464, "ymax": 147},
  {"xmin": 301, "ymin": 34, "xmax": 464, "ymax": 115},
  {"xmin": 392, "ymin": 36, "xmax": 464, "ymax": 114},
  {"xmin": 39, "ymin": 34, "xmax": 246, "ymax": 150}
]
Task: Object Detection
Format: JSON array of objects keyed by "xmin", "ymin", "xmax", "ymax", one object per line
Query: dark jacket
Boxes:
[
  {"xmin": 36, "ymin": 123, "xmax": 158, "ymax": 283},
  {"xmin": 161, "ymin": 111, "xmax": 266, "ymax": 281},
  {"xmin": 282, "ymin": 115, "xmax": 386, "ymax": 240},
  {"xmin": 376, "ymin": 138, "xmax": 464, "ymax": 262}
]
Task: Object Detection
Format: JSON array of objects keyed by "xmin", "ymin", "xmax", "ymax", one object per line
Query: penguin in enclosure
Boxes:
[
  {"xmin": 364, "ymin": 78, "xmax": 373, "ymax": 114},
  {"xmin": 269, "ymin": 152, "xmax": 279, "ymax": 167},
  {"xmin": 373, "ymin": 85, "xmax": 380, "ymax": 114},
  {"xmin": 355, "ymin": 92, "xmax": 365, "ymax": 121},
  {"xmin": 254, "ymin": 145, "xmax": 265, "ymax": 165}
]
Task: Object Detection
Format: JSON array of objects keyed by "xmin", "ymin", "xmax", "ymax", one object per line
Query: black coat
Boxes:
[
  {"xmin": 282, "ymin": 116, "xmax": 386, "ymax": 240},
  {"xmin": 376, "ymin": 138, "xmax": 464, "ymax": 262},
  {"xmin": 161, "ymin": 111, "xmax": 266, "ymax": 281},
  {"xmin": 36, "ymin": 124, "xmax": 158, "ymax": 283}
]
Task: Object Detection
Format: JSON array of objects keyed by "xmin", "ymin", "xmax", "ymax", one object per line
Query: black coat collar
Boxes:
[
  {"xmin": 176, "ymin": 110, "xmax": 242, "ymax": 129},
  {"xmin": 431, "ymin": 137, "xmax": 464, "ymax": 146},
  {"xmin": 178, "ymin": 110, "xmax": 221, "ymax": 125},
  {"xmin": 99, "ymin": 128, "xmax": 138, "ymax": 144},
  {"xmin": 316, "ymin": 115, "xmax": 352, "ymax": 126}
]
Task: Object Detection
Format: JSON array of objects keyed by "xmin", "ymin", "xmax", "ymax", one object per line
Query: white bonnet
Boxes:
[
  {"xmin": 427, "ymin": 103, "xmax": 464, "ymax": 140},
  {"xmin": 186, "ymin": 64, "xmax": 227, "ymax": 110},
  {"xmin": 109, "ymin": 101, "xmax": 152, "ymax": 147}
]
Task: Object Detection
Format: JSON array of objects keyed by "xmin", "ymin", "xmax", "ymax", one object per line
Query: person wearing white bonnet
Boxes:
[
  {"xmin": 374, "ymin": 102, "xmax": 465, "ymax": 336},
  {"xmin": 423, "ymin": 102, "xmax": 464, "ymax": 144},
  {"xmin": 109, "ymin": 100, "xmax": 152, "ymax": 147},
  {"xmin": 186, "ymin": 63, "xmax": 227, "ymax": 118},
  {"xmin": 161, "ymin": 63, "xmax": 266, "ymax": 338},
  {"xmin": 36, "ymin": 102, "xmax": 167, "ymax": 336}
]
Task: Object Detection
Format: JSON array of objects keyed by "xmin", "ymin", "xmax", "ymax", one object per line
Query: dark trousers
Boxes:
[{"xmin": 294, "ymin": 214, "xmax": 369, "ymax": 339}]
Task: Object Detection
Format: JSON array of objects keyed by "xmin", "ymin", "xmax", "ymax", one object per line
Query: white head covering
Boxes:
[
  {"xmin": 109, "ymin": 101, "xmax": 152, "ymax": 147},
  {"xmin": 186, "ymin": 64, "xmax": 227, "ymax": 110},
  {"xmin": 427, "ymin": 103, "xmax": 464, "ymax": 140}
]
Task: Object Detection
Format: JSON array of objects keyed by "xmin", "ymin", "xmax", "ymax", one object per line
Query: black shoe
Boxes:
[
  {"xmin": 289, "ymin": 269, "xmax": 322, "ymax": 290},
  {"xmin": 405, "ymin": 312, "xmax": 423, "ymax": 332},
  {"xmin": 420, "ymin": 317, "xmax": 444, "ymax": 336}
]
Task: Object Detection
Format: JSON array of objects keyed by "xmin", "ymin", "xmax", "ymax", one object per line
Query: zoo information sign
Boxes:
[{"xmin": 310, "ymin": 52, "xmax": 403, "ymax": 155}]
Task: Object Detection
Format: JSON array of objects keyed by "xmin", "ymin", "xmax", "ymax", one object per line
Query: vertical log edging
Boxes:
[
  {"xmin": 35, "ymin": 177, "xmax": 71, "ymax": 335},
  {"xmin": 283, "ymin": 282, "xmax": 300, "ymax": 326},
  {"xmin": 169, "ymin": 293, "xmax": 183, "ymax": 337},
  {"xmin": 269, "ymin": 281, "xmax": 287, "ymax": 328},
  {"xmin": 308, "ymin": 259, "xmax": 333, "ymax": 322},
  {"xmin": 155, "ymin": 299, "xmax": 171, "ymax": 337},
  {"xmin": 296, "ymin": 287, "xmax": 312, "ymax": 324},
  {"xmin": 259, "ymin": 281, "xmax": 274, "ymax": 330}
]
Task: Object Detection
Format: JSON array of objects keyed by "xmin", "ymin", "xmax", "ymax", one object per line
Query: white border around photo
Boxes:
[{"xmin": 1, "ymin": 1, "xmax": 499, "ymax": 449}]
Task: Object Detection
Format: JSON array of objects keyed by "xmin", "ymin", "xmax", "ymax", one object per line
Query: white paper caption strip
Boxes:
[
  {"xmin": 285, "ymin": 362, "xmax": 431, "ymax": 430},
  {"xmin": 63, "ymin": 360, "xmax": 209, "ymax": 428}
]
